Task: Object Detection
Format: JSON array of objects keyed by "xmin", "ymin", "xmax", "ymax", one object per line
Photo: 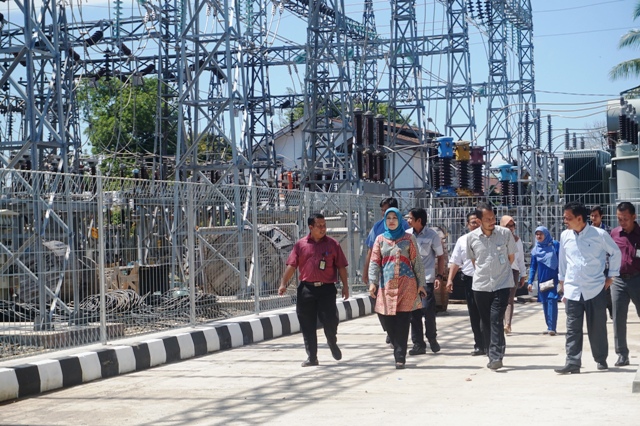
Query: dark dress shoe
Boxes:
[
  {"xmin": 596, "ymin": 361, "xmax": 608, "ymax": 370},
  {"xmin": 301, "ymin": 358, "xmax": 319, "ymax": 367},
  {"xmin": 554, "ymin": 364, "xmax": 580, "ymax": 374},
  {"xmin": 428, "ymin": 338, "xmax": 441, "ymax": 353},
  {"xmin": 329, "ymin": 343, "xmax": 342, "ymax": 361},
  {"xmin": 615, "ymin": 355, "xmax": 630, "ymax": 367},
  {"xmin": 409, "ymin": 345, "xmax": 426, "ymax": 355},
  {"xmin": 471, "ymin": 348, "xmax": 486, "ymax": 356}
]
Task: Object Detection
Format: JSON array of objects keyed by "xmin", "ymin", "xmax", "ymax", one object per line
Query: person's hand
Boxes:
[
  {"xmin": 605, "ymin": 277, "xmax": 613, "ymax": 290},
  {"xmin": 558, "ymin": 281, "xmax": 564, "ymax": 295},
  {"xmin": 342, "ymin": 284, "xmax": 350, "ymax": 300},
  {"xmin": 368, "ymin": 284, "xmax": 377, "ymax": 299},
  {"xmin": 519, "ymin": 277, "xmax": 526, "ymax": 288},
  {"xmin": 446, "ymin": 281, "xmax": 454, "ymax": 293},
  {"xmin": 434, "ymin": 278, "xmax": 441, "ymax": 290},
  {"xmin": 278, "ymin": 283, "xmax": 287, "ymax": 296},
  {"xmin": 527, "ymin": 284, "xmax": 533, "ymax": 293},
  {"xmin": 418, "ymin": 286, "xmax": 427, "ymax": 298}
]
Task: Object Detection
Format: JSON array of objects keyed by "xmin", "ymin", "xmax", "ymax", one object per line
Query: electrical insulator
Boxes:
[
  {"xmin": 470, "ymin": 146, "xmax": 484, "ymax": 195},
  {"xmin": 119, "ymin": 42, "xmax": 132, "ymax": 56},
  {"xmin": 436, "ymin": 136, "xmax": 456, "ymax": 197},
  {"xmin": 84, "ymin": 30, "xmax": 104, "ymax": 47},
  {"xmin": 455, "ymin": 141, "xmax": 472, "ymax": 196},
  {"xmin": 68, "ymin": 48, "xmax": 80, "ymax": 62}
]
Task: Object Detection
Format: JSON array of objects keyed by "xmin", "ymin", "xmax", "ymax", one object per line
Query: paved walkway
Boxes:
[{"xmin": 1, "ymin": 301, "xmax": 639, "ymax": 425}]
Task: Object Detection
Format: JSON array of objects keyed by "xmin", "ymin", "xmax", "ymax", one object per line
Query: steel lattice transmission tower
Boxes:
[
  {"xmin": 387, "ymin": 0, "xmax": 429, "ymax": 196},
  {"xmin": 300, "ymin": 0, "xmax": 355, "ymax": 192},
  {"xmin": 443, "ymin": 0, "xmax": 477, "ymax": 142}
]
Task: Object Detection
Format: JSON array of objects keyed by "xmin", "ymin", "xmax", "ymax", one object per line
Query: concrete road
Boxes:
[{"xmin": 2, "ymin": 302, "xmax": 639, "ymax": 425}]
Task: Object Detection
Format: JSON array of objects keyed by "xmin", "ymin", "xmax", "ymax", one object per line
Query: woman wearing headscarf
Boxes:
[
  {"xmin": 500, "ymin": 215, "xmax": 527, "ymax": 334},
  {"xmin": 369, "ymin": 208, "xmax": 426, "ymax": 369},
  {"xmin": 527, "ymin": 226, "xmax": 560, "ymax": 335}
]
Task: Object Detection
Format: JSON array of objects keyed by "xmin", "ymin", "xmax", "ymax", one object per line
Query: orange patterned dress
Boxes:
[{"xmin": 369, "ymin": 233, "xmax": 425, "ymax": 315}]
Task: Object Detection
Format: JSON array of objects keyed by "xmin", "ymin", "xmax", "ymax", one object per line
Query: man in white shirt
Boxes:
[
  {"xmin": 406, "ymin": 208, "xmax": 445, "ymax": 354},
  {"xmin": 446, "ymin": 211, "xmax": 484, "ymax": 356},
  {"xmin": 466, "ymin": 202, "xmax": 516, "ymax": 371},
  {"xmin": 555, "ymin": 201, "xmax": 621, "ymax": 374}
]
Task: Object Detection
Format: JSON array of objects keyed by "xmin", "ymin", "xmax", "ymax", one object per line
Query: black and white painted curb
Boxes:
[{"xmin": 0, "ymin": 294, "xmax": 374, "ymax": 403}]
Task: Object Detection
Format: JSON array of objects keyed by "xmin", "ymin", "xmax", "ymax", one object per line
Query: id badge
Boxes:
[
  {"xmin": 498, "ymin": 254, "xmax": 506, "ymax": 265},
  {"xmin": 319, "ymin": 259, "xmax": 326, "ymax": 270}
]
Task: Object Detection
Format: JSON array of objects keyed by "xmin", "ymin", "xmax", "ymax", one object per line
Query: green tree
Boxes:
[
  {"xmin": 77, "ymin": 77, "xmax": 178, "ymax": 176},
  {"xmin": 610, "ymin": 2, "xmax": 640, "ymax": 80}
]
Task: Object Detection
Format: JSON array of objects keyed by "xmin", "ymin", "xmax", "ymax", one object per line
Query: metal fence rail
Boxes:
[{"xmin": 0, "ymin": 168, "xmax": 634, "ymax": 359}]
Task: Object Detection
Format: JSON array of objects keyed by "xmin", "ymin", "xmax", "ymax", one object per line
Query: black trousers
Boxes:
[
  {"xmin": 612, "ymin": 275, "xmax": 640, "ymax": 357},
  {"xmin": 379, "ymin": 312, "xmax": 412, "ymax": 364},
  {"xmin": 456, "ymin": 272, "xmax": 484, "ymax": 351},
  {"xmin": 474, "ymin": 287, "xmax": 510, "ymax": 362},
  {"xmin": 410, "ymin": 282, "xmax": 436, "ymax": 348},
  {"xmin": 296, "ymin": 283, "xmax": 339, "ymax": 361},
  {"xmin": 565, "ymin": 288, "xmax": 608, "ymax": 366}
]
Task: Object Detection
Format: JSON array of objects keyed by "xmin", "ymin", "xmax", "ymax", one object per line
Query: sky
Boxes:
[{"xmin": 531, "ymin": 0, "xmax": 639, "ymax": 152}]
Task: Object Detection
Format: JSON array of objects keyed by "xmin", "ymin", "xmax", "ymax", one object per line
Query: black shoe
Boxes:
[
  {"xmin": 487, "ymin": 360, "xmax": 503, "ymax": 370},
  {"xmin": 329, "ymin": 343, "xmax": 342, "ymax": 361},
  {"xmin": 615, "ymin": 355, "xmax": 630, "ymax": 367},
  {"xmin": 385, "ymin": 335, "xmax": 391, "ymax": 344},
  {"xmin": 554, "ymin": 364, "xmax": 580, "ymax": 374},
  {"xmin": 428, "ymin": 338, "xmax": 441, "ymax": 353},
  {"xmin": 301, "ymin": 358, "xmax": 319, "ymax": 367},
  {"xmin": 471, "ymin": 348, "xmax": 486, "ymax": 356},
  {"xmin": 408, "ymin": 345, "xmax": 427, "ymax": 356},
  {"xmin": 596, "ymin": 361, "xmax": 608, "ymax": 370}
]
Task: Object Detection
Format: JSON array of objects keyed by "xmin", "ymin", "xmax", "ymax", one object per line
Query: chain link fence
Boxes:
[{"xmin": 0, "ymin": 168, "xmax": 634, "ymax": 360}]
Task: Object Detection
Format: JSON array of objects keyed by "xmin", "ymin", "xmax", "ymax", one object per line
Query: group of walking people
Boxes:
[{"xmin": 278, "ymin": 198, "xmax": 639, "ymax": 374}]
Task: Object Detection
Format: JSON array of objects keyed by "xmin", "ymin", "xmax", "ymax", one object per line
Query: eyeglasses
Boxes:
[{"xmin": 506, "ymin": 223, "xmax": 515, "ymax": 228}]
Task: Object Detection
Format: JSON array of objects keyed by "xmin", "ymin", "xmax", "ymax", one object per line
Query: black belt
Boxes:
[
  {"xmin": 301, "ymin": 281, "xmax": 335, "ymax": 287},
  {"xmin": 460, "ymin": 273, "xmax": 473, "ymax": 281},
  {"xmin": 619, "ymin": 273, "xmax": 640, "ymax": 280}
]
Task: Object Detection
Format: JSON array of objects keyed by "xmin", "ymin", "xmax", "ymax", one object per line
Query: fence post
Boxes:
[
  {"xmin": 188, "ymin": 181, "xmax": 196, "ymax": 326},
  {"xmin": 251, "ymin": 185, "xmax": 262, "ymax": 314},
  {"xmin": 346, "ymin": 193, "xmax": 353, "ymax": 295},
  {"xmin": 96, "ymin": 171, "xmax": 107, "ymax": 344}
]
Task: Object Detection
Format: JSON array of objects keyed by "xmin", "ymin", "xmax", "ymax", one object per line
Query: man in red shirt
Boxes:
[
  {"xmin": 610, "ymin": 202, "xmax": 640, "ymax": 367},
  {"xmin": 279, "ymin": 213, "xmax": 349, "ymax": 367}
]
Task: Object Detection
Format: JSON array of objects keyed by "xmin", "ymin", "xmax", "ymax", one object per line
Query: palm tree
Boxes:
[{"xmin": 610, "ymin": 2, "xmax": 640, "ymax": 80}]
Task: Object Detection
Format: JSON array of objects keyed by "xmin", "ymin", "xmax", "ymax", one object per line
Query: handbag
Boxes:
[{"xmin": 538, "ymin": 279, "xmax": 555, "ymax": 292}]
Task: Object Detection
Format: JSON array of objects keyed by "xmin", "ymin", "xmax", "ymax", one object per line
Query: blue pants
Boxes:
[{"xmin": 539, "ymin": 287, "xmax": 558, "ymax": 332}]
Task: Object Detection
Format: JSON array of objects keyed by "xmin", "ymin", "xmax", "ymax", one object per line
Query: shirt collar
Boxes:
[
  {"xmin": 306, "ymin": 234, "xmax": 326, "ymax": 243},
  {"xmin": 573, "ymin": 223, "xmax": 590, "ymax": 236}
]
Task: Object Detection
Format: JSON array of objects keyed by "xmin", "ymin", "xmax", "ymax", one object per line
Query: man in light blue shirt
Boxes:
[{"xmin": 555, "ymin": 201, "xmax": 621, "ymax": 374}]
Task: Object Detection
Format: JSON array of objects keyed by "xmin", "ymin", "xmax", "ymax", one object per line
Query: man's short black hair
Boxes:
[
  {"xmin": 590, "ymin": 205, "xmax": 605, "ymax": 215},
  {"xmin": 408, "ymin": 207, "xmax": 427, "ymax": 227},
  {"xmin": 563, "ymin": 201, "xmax": 589, "ymax": 223},
  {"xmin": 308, "ymin": 213, "xmax": 325, "ymax": 227},
  {"xmin": 617, "ymin": 201, "xmax": 636, "ymax": 215},
  {"xmin": 466, "ymin": 211, "xmax": 477, "ymax": 223},
  {"xmin": 380, "ymin": 197, "xmax": 399, "ymax": 209},
  {"xmin": 475, "ymin": 202, "xmax": 494, "ymax": 220}
]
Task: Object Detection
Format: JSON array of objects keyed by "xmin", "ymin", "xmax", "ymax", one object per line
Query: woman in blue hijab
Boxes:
[
  {"xmin": 369, "ymin": 208, "xmax": 426, "ymax": 369},
  {"xmin": 527, "ymin": 226, "xmax": 560, "ymax": 335}
]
